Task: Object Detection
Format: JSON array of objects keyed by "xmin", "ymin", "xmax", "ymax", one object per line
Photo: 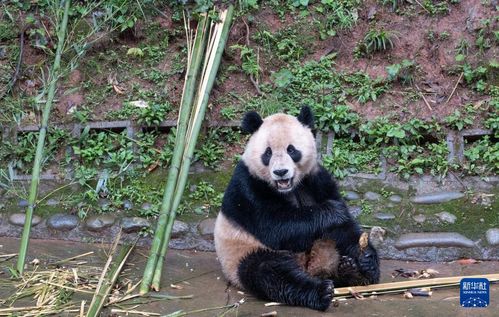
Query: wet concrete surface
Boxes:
[{"xmin": 1, "ymin": 238, "xmax": 498, "ymax": 317}]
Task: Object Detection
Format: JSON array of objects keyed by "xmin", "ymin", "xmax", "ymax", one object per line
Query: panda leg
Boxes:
[{"xmin": 238, "ymin": 249, "xmax": 333, "ymax": 311}]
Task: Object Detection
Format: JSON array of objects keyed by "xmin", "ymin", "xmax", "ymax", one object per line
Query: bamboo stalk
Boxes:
[
  {"xmin": 16, "ymin": 0, "xmax": 71, "ymax": 275},
  {"xmin": 150, "ymin": 5, "xmax": 235, "ymax": 290},
  {"xmin": 334, "ymin": 273, "xmax": 499, "ymax": 297},
  {"xmin": 86, "ymin": 241, "xmax": 135, "ymax": 317},
  {"xmin": 139, "ymin": 13, "xmax": 210, "ymax": 295}
]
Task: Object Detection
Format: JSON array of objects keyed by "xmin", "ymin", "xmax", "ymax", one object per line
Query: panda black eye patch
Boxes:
[
  {"xmin": 287, "ymin": 144, "xmax": 302, "ymax": 162},
  {"xmin": 261, "ymin": 147, "xmax": 272, "ymax": 166}
]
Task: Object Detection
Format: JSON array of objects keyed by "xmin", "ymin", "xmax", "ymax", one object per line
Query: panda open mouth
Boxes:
[{"xmin": 276, "ymin": 178, "xmax": 293, "ymax": 191}]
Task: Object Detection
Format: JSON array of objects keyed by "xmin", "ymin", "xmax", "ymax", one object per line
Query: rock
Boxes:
[
  {"xmin": 344, "ymin": 191, "xmax": 360, "ymax": 201},
  {"xmin": 374, "ymin": 212, "xmax": 395, "ymax": 220},
  {"xmin": 435, "ymin": 212, "xmax": 457, "ymax": 224},
  {"xmin": 85, "ymin": 214, "xmax": 116, "ymax": 231},
  {"xmin": 18, "ymin": 199, "xmax": 29, "ymax": 207},
  {"xmin": 98, "ymin": 199, "xmax": 111, "ymax": 210},
  {"xmin": 120, "ymin": 217, "xmax": 150, "ymax": 233},
  {"xmin": 123, "ymin": 200, "xmax": 133, "ymax": 210},
  {"xmin": 364, "ymin": 192, "xmax": 381, "ymax": 201},
  {"xmin": 9, "ymin": 213, "xmax": 42, "ymax": 227},
  {"xmin": 349, "ymin": 206, "xmax": 362, "ymax": 218},
  {"xmin": 46, "ymin": 199, "xmax": 59, "ymax": 206},
  {"xmin": 369, "ymin": 226, "xmax": 386, "ymax": 248},
  {"xmin": 395, "ymin": 232, "xmax": 474, "ymax": 249},
  {"xmin": 486, "ymin": 228, "xmax": 499, "ymax": 246},
  {"xmin": 389, "ymin": 195, "xmax": 402, "ymax": 203},
  {"xmin": 198, "ymin": 218, "xmax": 216, "ymax": 238},
  {"xmin": 47, "ymin": 214, "xmax": 79, "ymax": 231},
  {"xmin": 411, "ymin": 192, "xmax": 464, "ymax": 204},
  {"xmin": 172, "ymin": 220, "xmax": 189, "ymax": 238},
  {"xmin": 413, "ymin": 214, "xmax": 426, "ymax": 223},
  {"xmin": 141, "ymin": 202, "xmax": 152, "ymax": 211}
]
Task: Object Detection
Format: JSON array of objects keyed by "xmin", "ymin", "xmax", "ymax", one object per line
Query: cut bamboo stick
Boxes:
[
  {"xmin": 16, "ymin": 0, "xmax": 72, "ymax": 275},
  {"xmin": 150, "ymin": 6, "xmax": 235, "ymax": 290},
  {"xmin": 139, "ymin": 12, "xmax": 210, "ymax": 295},
  {"xmin": 334, "ymin": 273, "xmax": 499, "ymax": 297}
]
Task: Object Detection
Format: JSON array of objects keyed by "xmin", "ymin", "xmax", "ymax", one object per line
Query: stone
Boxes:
[
  {"xmin": 141, "ymin": 202, "xmax": 152, "ymax": 211},
  {"xmin": 413, "ymin": 214, "xmax": 426, "ymax": 223},
  {"xmin": 98, "ymin": 199, "xmax": 111, "ymax": 209},
  {"xmin": 123, "ymin": 200, "xmax": 133, "ymax": 210},
  {"xmin": 349, "ymin": 206, "xmax": 362, "ymax": 218},
  {"xmin": 395, "ymin": 232, "xmax": 474, "ymax": 249},
  {"xmin": 172, "ymin": 220, "xmax": 189, "ymax": 238},
  {"xmin": 9, "ymin": 213, "xmax": 42, "ymax": 227},
  {"xmin": 18, "ymin": 199, "xmax": 29, "ymax": 207},
  {"xmin": 85, "ymin": 214, "xmax": 116, "ymax": 231},
  {"xmin": 374, "ymin": 212, "xmax": 395, "ymax": 220},
  {"xmin": 486, "ymin": 228, "xmax": 499, "ymax": 246},
  {"xmin": 389, "ymin": 195, "xmax": 402, "ymax": 203},
  {"xmin": 411, "ymin": 192, "xmax": 464, "ymax": 204},
  {"xmin": 46, "ymin": 199, "xmax": 59, "ymax": 206},
  {"xmin": 120, "ymin": 217, "xmax": 150, "ymax": 233},
  {"xmin": 369, "ymin": 226, "xmax": 386, "ymax": 248},
  {"xmin": 435, "ymin": 212, "xmax": 457, "ymax": 224},
  {"xmin": 198, "ymin": 218, "xmax": 216, "ymax": 237},
  {"xmin": 47, "ymin": 214, "xmax": 79, "ymax": 231},
  {"xmin": 344, "ymin": 191, "xmax": 360, "ymax": 201},
  {"xmin": 364, "ymin": 191, "xmax": 381, "ymax": 201}
]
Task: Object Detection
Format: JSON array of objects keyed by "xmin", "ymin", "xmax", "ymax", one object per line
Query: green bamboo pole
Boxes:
[
  {"xmin": 16, "ymin": 0, "xmax": 71, "ymax": 275},
  {"xmin": 140, "ymin": 14, "xmax": 209, "ymax": 294},
  {"xmin": 151, "ymin": 5, "xmax": 235, "ymax": 290},
  {"xmin": 86, "ymin": 242, "xmax": 135, "ymax": 317}
]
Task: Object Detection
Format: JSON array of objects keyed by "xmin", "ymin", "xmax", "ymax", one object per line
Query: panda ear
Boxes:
[
  {"xmin": 297, "ymin": 106, "xmax": 314, "ymax": 129},
  {"xmin": 241, "ymin": 111, "xmax": 263, "ymax": 134}
]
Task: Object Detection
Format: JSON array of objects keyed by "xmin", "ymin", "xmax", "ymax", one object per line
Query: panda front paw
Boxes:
[
  {"xmin": 356, "ymin": 246, "xmax": 380, "ymax": 284},
  {"xmin": 313, "ymin": 279, "xmax": 334, "ymax": 311}
]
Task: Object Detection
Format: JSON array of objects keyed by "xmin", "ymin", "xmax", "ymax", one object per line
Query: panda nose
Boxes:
[{"xmin": 273, "ymin": 169, "xmax": 288, "ymax": 177}]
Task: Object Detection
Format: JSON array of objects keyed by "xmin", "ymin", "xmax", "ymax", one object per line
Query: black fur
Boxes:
[
  {"xmin": 238, "ymin": 249, "xmax": 333, "ymax": 311},
  {"xmin": 261, "ymin": 147, "xmax": 272, "ymax": 166},
  {"xmin": 297, "ymin": 106, "xmax": 314, "ymax": 129},
  {"xmin": 241, "ymin": 111, "xmax": 263, "ymax": 134},
  {"xmin": 222, "ymin": 161, "xmax": 380, "ymax": 310},
  {"xmin": 287, "ymin": 144, "xmax": 302, "ymax": 162}
]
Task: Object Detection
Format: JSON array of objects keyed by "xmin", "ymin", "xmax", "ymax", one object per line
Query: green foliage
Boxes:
[
  {"xmin": 386, "ymin": 59, "xmax": 417, "ymax": 85},
  {"xmin": 385, "ymin": 140, "xmax": 453, "ymax": 179},
  {"xmin": 359, "ymin": 117, "xmax": 406, "ymax": 144},
  {"xmin": 314, "ymin": 104, "xmax": 360, "ymax": 135},
  {"xmin": 184, "ymin": 180, "xmax": 223, "ymax": 215},
  {"xmin": 422, "ymin": 0, "xmax": 451, "ymax": 16},
  {"xmin": 220, "ymin": 106, "xmax": 239, "ymax": 120},
  {"xmin": 253, "ymin": 27, "xmax": 307, "ymax": 62},
  {"xmin": 361, "ymin": 29, "xmax": 396, "ymax": 54},
  {"xmin": 344, "ymin": 72, "xmax": 388, "ymax": 103},
  {"xmin": 314, "ymin": 0, "xmax": 361, "ymax": 39},
  {"xmin": 137, "ymin": 103, "xmax": 171, "ymax": 126},
  {"xmin": 194, "ymin": 128, "xmax": 240, "ymax": 169},
  {"xmin": 444, "ymin": 105, "xmax": 476, "ymax": 131},
  {"xmin": 322, "ymin": 138, "xmax": 381, "ymax": 179},
  {"xmin": 463, "ymin": 136, "xmax": 499, "ymax": 175},
  {"xmin": 3, "ymin": 128, "xmax": 69, "ymax": 173},
  {"xmin": 230, "ymin": 44, "xmax": 260, "ymax": 80}
]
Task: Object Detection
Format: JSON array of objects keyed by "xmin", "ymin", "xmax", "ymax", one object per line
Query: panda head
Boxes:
[{"xmin": 241, "ymin": 106, "xmax": 317, "ymax": 194}]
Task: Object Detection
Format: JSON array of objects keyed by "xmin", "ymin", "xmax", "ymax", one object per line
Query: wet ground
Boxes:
[{"xmin": 1, "ymin": 238, "xmax": 498, "ymax": 317}]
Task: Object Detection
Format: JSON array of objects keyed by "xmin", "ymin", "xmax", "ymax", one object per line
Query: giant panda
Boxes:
[{"xmin": 214, "ymin": 106, "xmax": 380, "ymax": 311}]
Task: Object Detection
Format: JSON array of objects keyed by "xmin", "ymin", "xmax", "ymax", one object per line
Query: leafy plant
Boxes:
[
  {"xmin": 444, "ymin": 105, "xmax": 476, "ymax": 131},
  {"xmin": 386, "ymin": 59, "xmax": 417, "ymax": 85},
  {"xmin": 322, "ymin": 138, "xmax": 381, "ymax": 179},
  {"xmin": 360, "ymin": 117, "xmax": 406, "ymax": 145},
  {"xmin": 137, "ymin": 102, "xmax": 171, "ymax": 126},
  {"xmin": 361, "ymin": 28, "xmax": 396, "ymax": 54},
  {"xmin": 463, "ymin": 136, "xmax": 499, "ymax": 175},
  {"xmin": 313, "ymin": 104, "xmax": 360, "ymax": 135},
  {"xmin": 230, "ymin": 44, "xmax": 260, "ymax": 80},
  {"xmin": 314, "ymin": 0, "xmax": 361, "ymax": 39},
  {"xmin": 344, "ymin": 72, "xmax": 389, "ymax": 103}
]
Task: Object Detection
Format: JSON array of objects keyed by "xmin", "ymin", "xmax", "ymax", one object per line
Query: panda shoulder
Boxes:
[{"xmin": 307, "ymin": 164, "xmax": 342, "ymax": 200}]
